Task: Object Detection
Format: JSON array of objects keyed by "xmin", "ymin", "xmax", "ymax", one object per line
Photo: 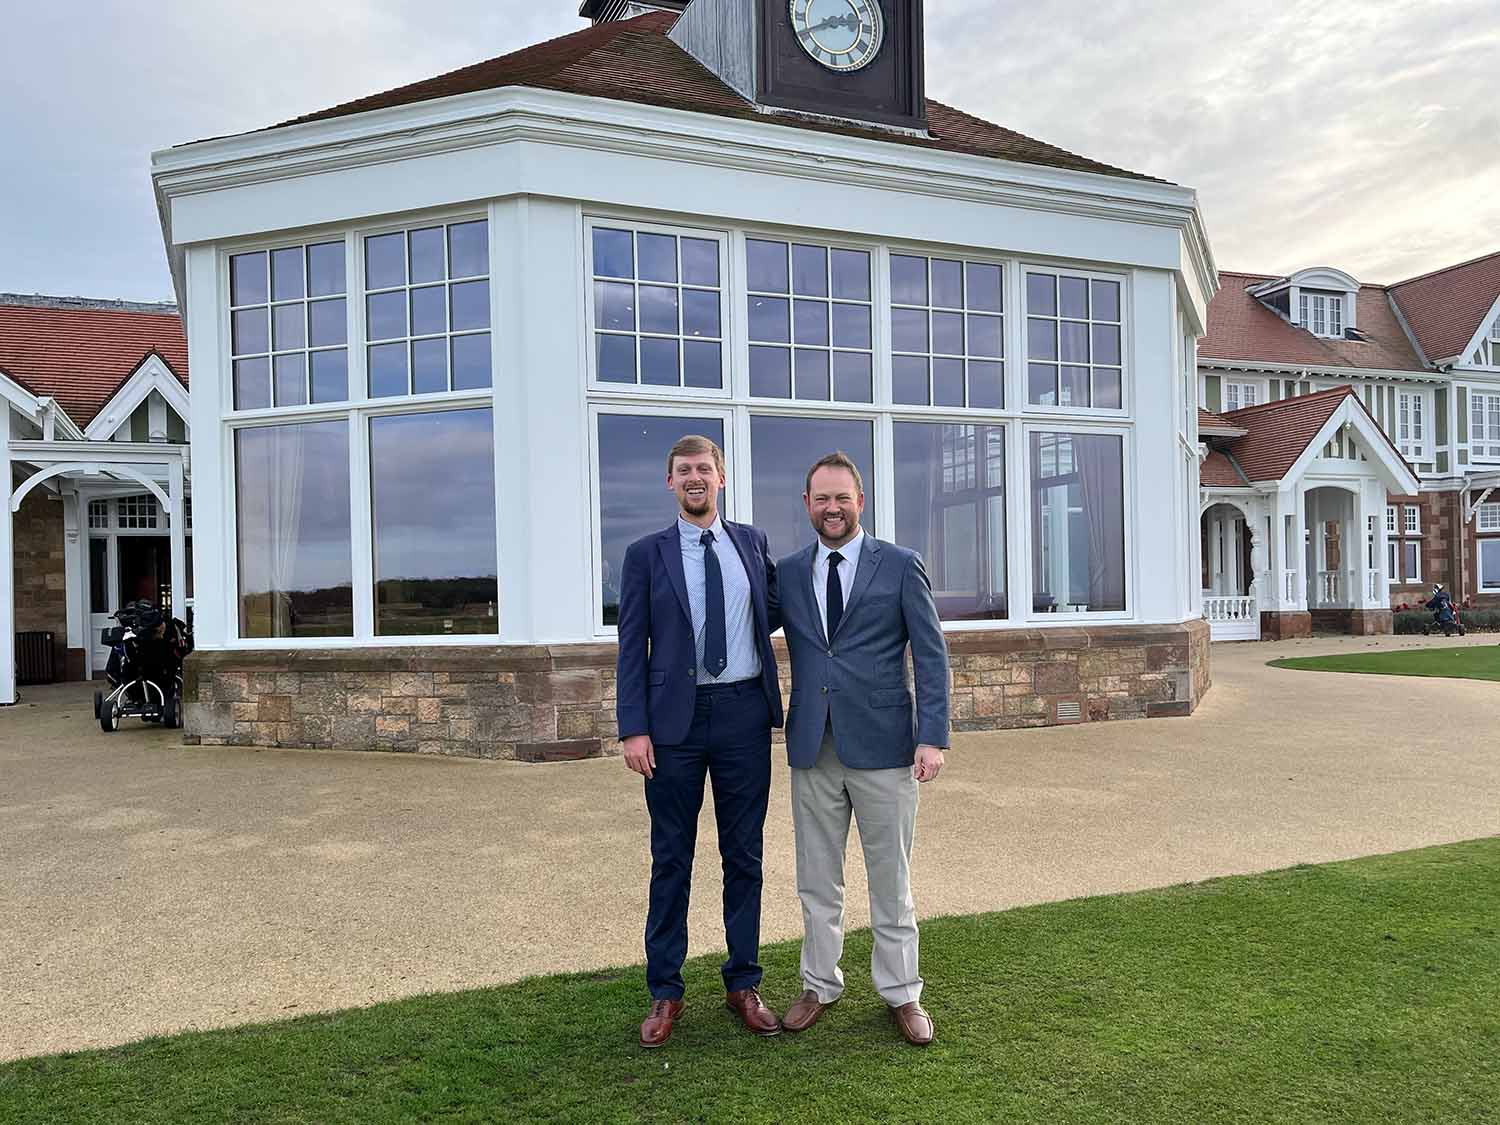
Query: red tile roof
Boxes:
[
  {"xmin": 1388, "ymin": 249, "xmax": 1500, "ymax": 364},
  {"xmin": 0, "ymin": 301, "xmax": 188, "ymax": 428},
  {"xmin": 1197, "ymin": 407, "xmax": 1246, "ymax": 437},
  {"xmin": 1216, "ymin": 386, "xmax": 1355, "ymax": 483},
  {"xmin": 1200, "ymin": 449, "xmax": 1248, "ymax": 487},
  {"xmin": 264, "ymin": 12, "xmax": 1159, "ymax": 183},
  {"xmin": 1199, "ymin": 272, "xmax": 1426, "ymax": 373}
]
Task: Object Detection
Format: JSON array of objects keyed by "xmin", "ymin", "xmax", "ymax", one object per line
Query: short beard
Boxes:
[
  {"xmin": 816, "ymin": 513, "xmax": 858, "ymax": 545},
  {"xmin": 680, "ymin": 490, "xmax": 713, "ymax": 515}
]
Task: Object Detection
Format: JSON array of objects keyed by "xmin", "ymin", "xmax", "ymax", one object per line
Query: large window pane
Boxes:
[
  {"xmin": 895, "ymin": 423, "xmax": 1006, "ymax": 620},
  {"xmin": 751, "ymin": 415, "xmax": 875, "ymax": 561},
  {"xmin": 1029, "ymin": 432, "xmax": 1124, "ymax": 613},
  {"xmin": 747, "ymin": 239, "xmax": 871, "ymax": 403},
  {"xmin": 236, "ymin": 421, "xmax": 352, "ymax": 638},
  {"xmin": 371, "ymin": 410, "xmax": 498, "ymax": 636},
  {"xmin": 597, "ymin": 414, "xmax": 725, "ymax": 625}
]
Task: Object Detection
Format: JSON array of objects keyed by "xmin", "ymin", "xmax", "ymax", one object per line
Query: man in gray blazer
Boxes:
[{"xmin": 774, "ymin": 451, "xmax": 950, "ymax": 1047}]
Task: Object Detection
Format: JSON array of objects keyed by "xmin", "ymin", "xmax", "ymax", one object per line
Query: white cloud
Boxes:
[{"xmin": 1, "ymin": 0, "xmax": 1495, "ymax": 299}]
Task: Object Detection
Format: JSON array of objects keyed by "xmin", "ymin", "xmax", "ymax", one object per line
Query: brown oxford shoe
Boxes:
[
  {"xmin": 639, "ymin": 998, "xmax": 684, "ymax": 1048},
  {"xmin": 782, "ymin": 989, "xmax": 838, "ymax": 1033},
  {"xmin": 889, "ymin": 1001, "xmax": 934, "ymax": 1046},
  {"xmin": 725, "ymin": 987, "xmax": 781, "ymax": 1036}
]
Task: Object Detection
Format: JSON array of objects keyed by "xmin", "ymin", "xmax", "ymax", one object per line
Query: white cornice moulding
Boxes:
[
  {"xmin": 1199, "ymin": 360, "xmax": 1445, "ymax": 384},
  {"xmin": 152, "ymin": 86, "xmax": 1218, "ymax": 316}
]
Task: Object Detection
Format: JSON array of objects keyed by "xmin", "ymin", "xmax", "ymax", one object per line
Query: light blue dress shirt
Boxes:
[{"xmin": 678, "ymin": 516, "xmax": 761, "ymax": 684}]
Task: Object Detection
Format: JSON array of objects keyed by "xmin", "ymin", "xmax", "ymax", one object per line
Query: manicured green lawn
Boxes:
[
  {"xmin": 1270, "ymin": 644, "xmax": 1500, "ymax": 682},
  {"xmin": 5, "ymin": 840, "xmax": 1500, "ymax": 1124}
]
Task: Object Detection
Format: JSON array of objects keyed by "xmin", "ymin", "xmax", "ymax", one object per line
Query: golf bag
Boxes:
[{"xmin": 95, "ymin": 600, "xmax": 195, "ymax": 732}]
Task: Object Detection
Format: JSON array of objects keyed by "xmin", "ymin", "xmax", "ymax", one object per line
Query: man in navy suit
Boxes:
[
  {"xmin": 615, "ymin": 435, "xmax": 784, "ymax": 1048},
  {"xmin": 775, "ymin": 451, "xmax": 950, "ymax": 1047}
]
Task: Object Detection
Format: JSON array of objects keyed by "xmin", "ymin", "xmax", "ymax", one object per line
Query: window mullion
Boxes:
[{"xmin": 350, "ymin": 408, "xmax": 375, "ymax": 641}]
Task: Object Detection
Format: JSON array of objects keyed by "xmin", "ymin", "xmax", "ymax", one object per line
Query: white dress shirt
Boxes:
[
  {"xmin": 677, "ymin": 516, "xmax": 761, "ymax": 683},
  {"xmin": 812, "ymin": 528, "xmax": 865, "ymax": 641}
]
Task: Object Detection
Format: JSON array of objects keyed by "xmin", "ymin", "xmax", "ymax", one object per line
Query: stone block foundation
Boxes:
[
  {"xmin": 1260, "ymin": 611, "xmax": 1311, "ymax": 640},
  {"xmin": 184, "ymin": 620, "xmax": 1210, "ymax": 760}
]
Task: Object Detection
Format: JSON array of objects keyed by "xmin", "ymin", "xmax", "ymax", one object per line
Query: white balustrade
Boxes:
[{"xmin": 1204, "ymin": 595, "xmax": 1260, "ymax": 640}]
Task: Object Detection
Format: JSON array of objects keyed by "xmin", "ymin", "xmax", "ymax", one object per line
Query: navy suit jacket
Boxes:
[
  {"xmin": 615, "ymin": 519, "xmax": 784, "ymax": 746},
  {"xmin": 776, "ymin": 536, "xmax": 950, "ymax": 770}
]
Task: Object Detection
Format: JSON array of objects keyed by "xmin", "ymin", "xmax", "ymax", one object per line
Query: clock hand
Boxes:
[{"xmin": 806, "ymin": 12, "xmax": 862, "ymax": 35}]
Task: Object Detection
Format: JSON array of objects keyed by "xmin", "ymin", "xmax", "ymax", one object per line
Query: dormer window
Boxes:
[{"xmin": 1299, "ymin": 291, "xmax": 1343, "ymax": 339}]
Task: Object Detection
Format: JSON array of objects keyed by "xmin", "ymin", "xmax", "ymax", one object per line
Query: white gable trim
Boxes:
[
  {"xmin": 1446, "ymin": 291, "xmax": 1500, "ymax": 367},
  {"xmin": 83, "ymin": 353, "xmax": 191, "ymax": 441},
  {"xmin": 1283, "ymin": 396, "xmax": 1420, "ymax": 495},
  {"xmin": 0, "ymin": 369, "xmax": 85, "ymax": 440}
]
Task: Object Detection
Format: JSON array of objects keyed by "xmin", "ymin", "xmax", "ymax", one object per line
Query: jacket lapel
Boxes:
[
  {"xmin": 799, "ymin": 543, "xmax": 827, "ymax": 647},
  {"xmin": 656, "ymin": 526, "xmax": 692, "ymax": 624},
  {"xmin": 833, "ymin": 536, "xmax": 883, "ymax": 640}
]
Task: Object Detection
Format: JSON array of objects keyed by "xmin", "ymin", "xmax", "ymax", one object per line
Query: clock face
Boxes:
[{"xmin": 789, "ymin": 0, "xmax": 884, "ymax": 73}]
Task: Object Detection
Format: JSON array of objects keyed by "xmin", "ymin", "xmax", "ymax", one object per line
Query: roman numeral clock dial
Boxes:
[{"xmin": 790, "ymin": 0, "xmax": 884, "ymax": 73}]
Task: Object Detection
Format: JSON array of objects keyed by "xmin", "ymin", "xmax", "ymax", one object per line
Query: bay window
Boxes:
[
  {"xmin": 1470, "ymin": 390, "xmax": 1500, "ymax": 461},
  {"xmin": 1396, "ymin": 390, "xmax": 1429, "ymax": 461},
  {"xmin": 890, "ymin": 255, "xmax": 1004, "ymax": 408},
  {"xmin": 224, "ymin": 214, "xmax": 499, "ymax": 644}
]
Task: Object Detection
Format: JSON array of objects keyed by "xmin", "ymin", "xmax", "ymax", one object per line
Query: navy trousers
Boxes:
[{"xmin": 643, "ymin": 680, "xmax": 773, "ymax": 1000}]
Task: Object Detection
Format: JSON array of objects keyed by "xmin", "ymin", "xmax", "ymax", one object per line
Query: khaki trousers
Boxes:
[{"xmin": 789, "ymin": 728, "xmax": 922, "ymax": 1007}]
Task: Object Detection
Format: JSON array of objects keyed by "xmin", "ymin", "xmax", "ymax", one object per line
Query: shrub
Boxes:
[{"xmin": 1394, "ymin": 608, "xmax": 1500, "ymax": 634}]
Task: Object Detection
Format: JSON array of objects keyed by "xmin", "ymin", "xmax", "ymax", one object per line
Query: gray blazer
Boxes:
[{"xmin": 776, "ymin": 535, "xmax": 951, "ymax": 770}]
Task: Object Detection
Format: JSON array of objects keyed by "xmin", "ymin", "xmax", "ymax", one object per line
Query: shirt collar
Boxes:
[
  {"xmin": 816, "ymin": 528, "xmax": 865, "ymax": 569},
  {"xmin": 678, "ymin": 514, "xmax": 725, "ymax": 546}
]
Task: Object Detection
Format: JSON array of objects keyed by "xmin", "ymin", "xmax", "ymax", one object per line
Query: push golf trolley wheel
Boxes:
[{"xmin": 99, "ymin": 687, "xmax": 122, "ymax": 733}]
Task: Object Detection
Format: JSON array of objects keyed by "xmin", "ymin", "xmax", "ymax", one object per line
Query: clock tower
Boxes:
[{"xmin": 666, "ymin": 0, "xmax": 926, "ymax": 133}]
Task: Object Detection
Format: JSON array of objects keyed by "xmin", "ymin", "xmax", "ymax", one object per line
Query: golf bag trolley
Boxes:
[
  {"xmin": 1422, "ymin": 585, "xmax": 1467, "ymax": 637},
  {"xmin": 94, "ymin": 600, "xmax": 195, "ymax": 732}
]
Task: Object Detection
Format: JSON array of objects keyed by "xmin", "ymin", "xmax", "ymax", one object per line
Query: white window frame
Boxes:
[
  {"xmin": 1222, "ymin": 378, "xmax": 1263, "ymax": 413},
  {"xmin": 218, "ymin": 207, "xmax": 501, "ymax": 648},
  {"xmin": 1386, "ymin": 538, "xmax": 1398, "ymax": 586},
  {"xmin": 886, "ymin": 248, "xmax": 1008, "ymax": 411},
  {"xmin": 587, "ymin": 400, "xmax": 738, "ymax": 634},
  {"xmin": 1385, "ymin": 504, "xmax": 1397, "ymax": 535},
  {"xmin": 1021, "ymin": 421, "xmax": 1134, "ymax": 623},
  {"xmin": 1404, "ymin": 505, "xmax": 1420, "ymax": 535},
  {"xmin": 1402, "ymin": 539, "xmax": 1422, "ymax": 585},
  {"xmin": 1478, "ymin": 502, "xmax": 1500, "ymax": 533},
  {"xmin": 1469, "ymin": 388, "xmax": 1500, "ymax": 462},
  {"xmin": 1478, "ymin": 536, "xmax": 1500, "ymax": 592},
  {"xmin": 1020, "ymin": 263, "xmax": 1130, "ymax": 418},
  {"xmin": 1298, "ymin": 291, "xmax": 1343, "ymax": 339},
  {"xmin": 1396, "ymin": 388, "xmax": 1432, "ymax": 462},
  {"xmin": 583, "ymin": 216, "xmax": 733, "ymax": 400}
]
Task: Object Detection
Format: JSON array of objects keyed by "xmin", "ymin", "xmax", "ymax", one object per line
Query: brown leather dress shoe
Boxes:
[
  {"xmin": 782, "ymin": 989, "xmax": 837, "ymax": 1033},
  {"xmin": 725, "ymin": 987, "xmax": 781, "ymax": 1036},
  {"xmin": 639, "ymin": 998, "xmax": 684, "ymax": 1048},
  {"xmin": 889, "ymin": 1001, "xmax": 934, "ymax": 1046}
]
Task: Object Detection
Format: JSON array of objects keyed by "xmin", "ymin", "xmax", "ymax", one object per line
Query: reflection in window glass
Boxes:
[
  {"xmin": 1479, "ymin": 538, "xmax": 1500, "ymax": 591},
  {"xmin": 750, "ymin": 415, "xmax": 874, "ymax": 560},
  {"xmin": 236, "ymin": 421, "xmax": 353, "ymax": 638},
  {"xmin": 890, "ymin": 255, "xmax": 1004, "ymax": 408},
  {"xmin": 229, "ymin": 241, "xmax": 347, "ymax": 410},
  {"xmin": 89, "ymin": 539, "xmax": 109, "ymax": 614},
  {"xmin": 747, "ymin": 239, "xmax": 872, "ymax": 403},
  {"xmin": 590, "ymin": 226, "xmax": 724, "ymax": 390},
  {"xmin": 597, "ymin": 414, "xmax": 726, "ymax": 625},
  {"xmin": 365, "ymin": 220, "xmax": 490, "ymax": 397},
  {"xmin": 1026, "ymin": 271, "xmax": 1123, "ymax": 409},
  {"xmin": 1029, "ymin": 431, "xmax": 1124, "ymax": 613},
  {"xmin": 894, "ymin": 423, "xmax": 1006, "ymax": 619},
  {"xmin": 371, "ymin": 410, "xmax": 498, "ymax": 635}
]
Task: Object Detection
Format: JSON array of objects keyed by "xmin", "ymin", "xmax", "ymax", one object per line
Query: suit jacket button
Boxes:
[
  {"xmin": 688, "ymin": 669, "xmax": 695, "ymax": 677},
  {"xmin": 826, "ymin": 649, "xmax": 834, "ymax": 658},
  {"xmin": 820, "ymin": 685, "xmax": 828, "ymax": 694}
]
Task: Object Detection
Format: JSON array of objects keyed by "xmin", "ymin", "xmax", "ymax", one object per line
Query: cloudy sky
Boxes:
[{"xmin": 2, "ymin": 0, "xmax": 1495, "ymax": 303}]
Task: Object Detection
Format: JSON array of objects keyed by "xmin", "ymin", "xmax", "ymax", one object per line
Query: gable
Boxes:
[{"xmin": 1389, "ymin": 249, "xmax": 1500, "ymax": 364}]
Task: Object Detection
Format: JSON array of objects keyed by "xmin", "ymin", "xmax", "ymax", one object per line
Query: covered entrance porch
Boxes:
[
  {"xmin": 1197, "ymin": 387, "xmax": 1421, "ymax": 641},
  {"xmin": 2, "ymin": 440, "xmax": 189, "ymax": 702}
]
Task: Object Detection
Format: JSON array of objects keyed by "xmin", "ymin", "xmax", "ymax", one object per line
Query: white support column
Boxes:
[
  {"xmin": 0, "ymin": 406, "xmax": 15, "ymax": 704},
  {"xmin": 169, "ymin": 455, "xmax": 186, "ymax": 622},
  {"xmin": 62, "ymin": 491, "xmax": 85, "ymax": 663},
  {"xmin": 1294, "ymin": 484, "xmax": 1309, "ymax": 610},
  {"xmin": 1374, "ymin": 485, "xmax": 1390, "ymax": 605},
  {"xmin": 1269, "ymin": 491, "xmax": 1288, "ymax": 610}
]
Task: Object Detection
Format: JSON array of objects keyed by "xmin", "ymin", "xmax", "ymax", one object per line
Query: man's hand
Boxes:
[
  {"xmin": 913, "ymin": 744, "xmax": 945, "ymax": 783},
  {"xmin": 623, "ymin": 734, "xmax": 656, "ymax": 779}
]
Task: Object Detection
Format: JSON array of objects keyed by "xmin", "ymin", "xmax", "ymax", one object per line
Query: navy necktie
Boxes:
[
  {"xmin": 826, "ymin": 551, "xmax": 845, "ymax": 639},
  {"xmin": 701, "ymin": 529, "xmax": 727, "ymax": 679}
]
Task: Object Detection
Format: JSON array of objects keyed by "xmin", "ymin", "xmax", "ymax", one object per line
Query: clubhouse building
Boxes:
[{"xmin": 6, "ymin": 1, "xmax": 1488, "ymax": 756}]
